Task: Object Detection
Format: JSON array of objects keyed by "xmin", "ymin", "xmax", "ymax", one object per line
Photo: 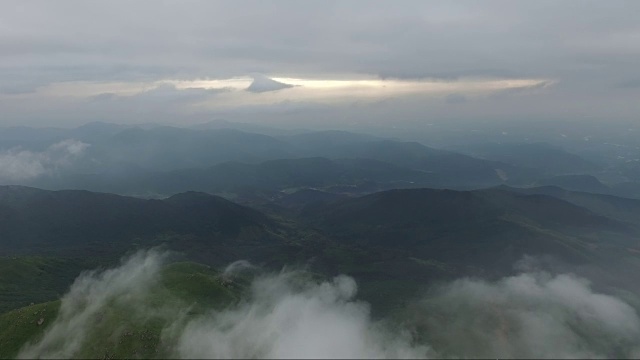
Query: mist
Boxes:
[
  {"xmin": 173, "ymin": 272, "xmax": 426, "ymax": 359},
  {"xmin": 0, "ymin": 139, "xmax": 89, "ymax": 182},
  {"xmin": 407, "ymin": 272, "xmax": 640, "ymax": 358},
  {"xmin": 17, "ymin": 250, "xmax": 171, "ymax": 358},
  {"xmin": 18, "ymin": 249, "xmax": 640, "ymax": 358}
]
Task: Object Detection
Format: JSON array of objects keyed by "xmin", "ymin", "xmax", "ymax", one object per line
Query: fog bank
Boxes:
[{"xmin": 18, "ymin": 250, "xmax": 640, "ymax": 358}]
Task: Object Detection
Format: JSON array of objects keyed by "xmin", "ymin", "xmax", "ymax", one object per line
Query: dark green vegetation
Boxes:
[
  {"xmin": 0, "ymin": 301, "xmax": 60, "ymax": 359},
  {"xmin": 499, "ymin": 185, "xmax": 640, "ymax": 225},
  {"xmin": 0, "ymin": 262, "xmax": 243, "ymax": 359},
  {"xmin": 0, "ymin": 186, "xmax": 287, "ymax": 257},
  {"xmin": 2, "ymin": 122, "xmax": 640, "ymax": 357},
  {"xmin": 0, "ymin": 256, "xmax": 96, "ymax": 314},
  {"xmin": 2, "ymin": 184, "xmax": 639, "ymax": 318},
  {"xmin": 302, "ymin": 187, "xmax": 638, "ymax": 275}
]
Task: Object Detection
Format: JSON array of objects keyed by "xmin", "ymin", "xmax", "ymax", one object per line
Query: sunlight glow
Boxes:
[{"xmin": 22, "ymin": 75, "xmax": 554, "ymax": 110}]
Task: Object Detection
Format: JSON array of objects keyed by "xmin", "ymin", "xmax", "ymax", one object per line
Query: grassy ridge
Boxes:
[
  {"xmin": 0, "ymin": 261, "xmax": 243, "ymax": 359},
  {"xmin": 0, "ymin": 256, "xmax": 97, "ymax": 314},
  {"xmin": 0, "ymin": 301, "xmax": 60, "ymax": 359}
]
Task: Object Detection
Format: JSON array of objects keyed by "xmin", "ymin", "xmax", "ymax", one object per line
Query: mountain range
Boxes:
[{"xmin": 2, "ymin": 123, "xmax": 640, "ymax": 358}]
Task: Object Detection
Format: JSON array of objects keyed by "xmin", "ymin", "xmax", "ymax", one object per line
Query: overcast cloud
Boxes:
[{"xmin": 0, "ymin": 1, "xmax": 638, "ymax": 127}]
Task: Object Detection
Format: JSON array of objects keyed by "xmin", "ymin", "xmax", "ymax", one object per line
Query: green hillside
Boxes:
[
  {"xmin": 0, "ymin": 261, "xmax": 242, "ymax": 359},
  {"xmin": 302, "ymin": 188, "xmax": 636, "ymax": 270},
  {"xmin": 0, "ymin": 301, "xmax": 60, "ymax": 359},
  {"xmin": 2, "ymin": 185, "xmax": 640, "ymax": 358},
  {"xmin": 0, "ymin": 256, "xmax": 96, "ymax": 313}
]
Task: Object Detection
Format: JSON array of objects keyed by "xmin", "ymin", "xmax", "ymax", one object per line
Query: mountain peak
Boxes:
[{"xmin": 246, "ymin": 74, "xmax": 294, "ymax": 93}]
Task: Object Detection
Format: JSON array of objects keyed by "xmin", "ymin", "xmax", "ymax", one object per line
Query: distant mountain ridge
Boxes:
[
  {"xmin": 1, "ymin": 184, "xmax": 639, "ymax": 334},
  {"xmin": 0, "ymin": 185, "xmax": 284, "ymax": 258},
  {"xmin": 302, "ymin": 187, "xmax": 636, "ymax": 269},
  {"xmin": 2, "ymin": 124, "xmax": 531, "ymax": 192},
  {"xmin": 452, "ymin": 142, "xmax": 601, "ymax": 176}
]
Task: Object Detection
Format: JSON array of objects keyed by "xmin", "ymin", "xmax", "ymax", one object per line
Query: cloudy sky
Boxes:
[{"xmin": 1, "ymin": 0, "xmax": 638, "ymax": 127}]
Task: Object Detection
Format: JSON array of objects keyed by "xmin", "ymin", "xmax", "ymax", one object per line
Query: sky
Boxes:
[{"xmin": 0, "ymin": 0, "xmax": 639, "ymax": 128}]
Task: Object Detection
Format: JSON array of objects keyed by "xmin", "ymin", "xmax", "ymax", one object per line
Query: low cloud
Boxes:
[
  {"xmin": 18, "ymin": 249, "xmax": 171, "ymax": 359},
  {"xmin": 407, "ymin": 272, "xmax": 640, "ymax": 358},
  {"xmin": 222, "ymin": 259, "xmax": 258, "ymax": 278},
  {"xmin": 88, "ymin": 83, "xmax": 229, "ymax": 104},
  {"xmin": 18, "ymin": 249, "xmax": 640, "ymax": 358},
  {"xmin": 0, "ymin": 139, "xmax": 89, "ymax": 182},
  {"xmin": 174, "ymin": 272, "xmax": 426, "ymax": 358}
]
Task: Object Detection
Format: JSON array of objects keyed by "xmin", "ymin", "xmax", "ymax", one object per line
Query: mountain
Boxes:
[
  {"xmin": 296, "ymin": 186, "xmax": 640, "ymax": 310},
  {"xmin": 93, "ymin": 128, "xmax": 529, "ymax": 187},
  {"xmin": 302, "ymin": 188, "xmax": 636, "ymax": 271},
  {"xmin": 276, "ymin": 189, "xmax": 348, "ymax": 209},
  {"xmin": 0, "ymin": 186, "xmax": 288, "ymax": 259},
  {"xmin": 452, "ymin": 142, "xmax": 601, "ymax": 176},
  {"xmin": 246, "ymin": 74, "xmax": 294, "ymax": 93},
  {"xmin": 283, "ymin": 136, "xmax": 530, "ymax": 187},
  {"xmin": 527, "ymin": 175, "xmax": 640, "ymax": 200},
  {"xmin": 4, "ymin": 126, "xmax": 540, "ymax": 193},
  {"xmin": 29, "ymin": 142, "xmax": 530, "ymax": 198},
  {"xmin": 0, "ymin": 256, "xmax": 96, "ymax": 314},
  {"xmin": 278, "ymin": 130, "xmax": 381, "ymax": 151},
  {"xmin": 0, "ymin": 261, "xmax": 242, "ymax": 359},
  {"xmin": 190, "ymin": 119, "xmax": 297, "ymax": 136},
  {"xmin": 5, "ymin": 183, "xmax": 634, "ymax": 276},
  {"xmin": 0, "ymin": 185, "xmax": 306, "ymax": 314},
  {"xmin": 535, "ymin": 174, "xmax": 611, "ymax": 194},
  {"xmin": 26, "ymin": 157, "xmax": 436, "ymax": 200},
  {"xmin": 2, "ymin": 184, "xmax": 640, "ymax": 357},
  {"xmin": 86, "ymin": 126, "xmax": 295, "ymax": 171},
  {"xmin": 67, "ymin": 121, "xmax": 132, "ymax": 143},
  {"xmin": 0, "ymin": 126, "xmax": 66, "ymax": 151},
  {"xmin": 611, "ymin": 181, "xmax": 640, "ymax": 199},
  {"xmin": 496, "ymin": 185, "xmax": 640, "ymax": 226},
  {"xmin": 4, "ymin": 185, "xmax": 637, "ymax": 309}
]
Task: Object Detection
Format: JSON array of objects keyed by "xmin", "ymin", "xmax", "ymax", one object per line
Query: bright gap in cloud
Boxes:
[
  {"xmin": 23, "ymin": 75, "xmax": 554, "ymax": 110},
  {"xmin": 190, "ymin": 76, "xmax": 554, "ymax": 109}
]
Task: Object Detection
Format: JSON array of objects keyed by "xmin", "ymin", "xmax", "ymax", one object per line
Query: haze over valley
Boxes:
[{"xmin": 1, "ymin": 1, "xmax": 640, "ymax": 358}]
